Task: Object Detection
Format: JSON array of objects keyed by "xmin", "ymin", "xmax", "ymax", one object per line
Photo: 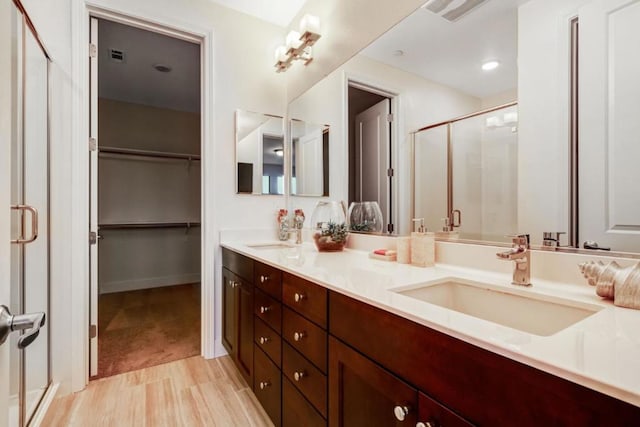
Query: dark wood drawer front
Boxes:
[
  {"xmin": 283, "ymin": 377, "xmax": 326, "ymax": 427},
  {"xmin": 329, "ymin": 291, "xmax": 640, "ymax": 426},
  {"xmin": 418, "ymin": 392, "xmax": 474, "ymax": 427},
  {"xmin": 255, "ymin": 261, "xmax": 282, "ymax": 301},
  {"xmin": 254, "ymin": 317, "xmax": 281, "ymax": 368},
  {"xmin": 283, "ymin": 342, "xmax": 327, "ymax": 418},
  {"xmin": 221, "ymin": 247, "xmax": 253, "ymax": 282},
  {"xmin": 254, "ymin": 289, "xmax": 282, "ymax": 334},
  {"xmin": 254, "ymin": 347, "xmax": 282, "ymax": 426},
  {"xmin": 283, "ymin": 272, "xmax": 327, "ymax": 328},
  {"xmin": 282, "ymin": 307, "xmax": 327, "ymax": 373}
]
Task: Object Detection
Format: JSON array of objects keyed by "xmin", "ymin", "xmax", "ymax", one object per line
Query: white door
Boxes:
[
  {"xmin": 1, "ymin": 3, "xmax": 50, "ymax": 426},
  {"xmin": 89, "ymin": 17, "xmax": 99, "ymax": 377},
  {"xmin": 579, "ymin": 0, "xmax": 640, "ymax": 252},
  {"xmin": 355, "ymin": 99, "xmax": 391, "ymax": 229},
  {"xmin": 295, "ymin": 128, "xmax": 324, "ymax": 195}
]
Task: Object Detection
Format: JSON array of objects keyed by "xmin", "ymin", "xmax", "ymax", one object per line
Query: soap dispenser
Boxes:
[{"xmin": 411, "ymin": 218, "xmax": 435, "ymax": 267}]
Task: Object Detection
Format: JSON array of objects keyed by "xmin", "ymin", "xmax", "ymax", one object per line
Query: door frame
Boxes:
[
  {"xmin": 344, "ymin": 74, "xmax": 401, "ymax": 233},
  {"xmin": 71, "ymin": 2, "xmax": 216, "ymax": 391}
]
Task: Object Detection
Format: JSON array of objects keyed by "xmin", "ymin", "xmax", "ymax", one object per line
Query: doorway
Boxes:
[
  {"xmin": 89, "ymin": 18, "xmax": 202, "ymax": 378},
  {"xmin": 348, "ymin": 84, "xmax": 395, "ymax": 233}
]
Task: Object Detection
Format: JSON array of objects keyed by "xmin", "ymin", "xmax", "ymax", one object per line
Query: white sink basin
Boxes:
[{"xmin": 396, "ymin": 278, "xmax": 602, "ymax": 336}]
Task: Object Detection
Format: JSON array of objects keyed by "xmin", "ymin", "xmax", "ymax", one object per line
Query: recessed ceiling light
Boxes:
[
  {"xmin": 393, "ymin": 50, "xmax": 404, "ymax": 57},
  {"xmin": 481, "ymin": 60, "xmax": 500, "ymax": 71},
  {"xmin": 274, "ymin": 148, "xmax": 284, "ymax": 157},
  {"xmin": 153, "ymin": 64, "xmax": 172, "ymax": 73}
]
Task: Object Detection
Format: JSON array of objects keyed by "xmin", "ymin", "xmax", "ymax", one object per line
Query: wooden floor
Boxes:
[
  {"xmin": 97, "ymin": 283, "xmax": 201, "ymax": 378},
  {"xmin": 42, "ymin": 356, "xmax": 273, "ymax": 427}
]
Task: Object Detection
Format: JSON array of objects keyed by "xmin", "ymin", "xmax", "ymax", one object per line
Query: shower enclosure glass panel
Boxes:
[{"xmin": 413, "ymin": 104, "xmax": 518, "ymax": 241}]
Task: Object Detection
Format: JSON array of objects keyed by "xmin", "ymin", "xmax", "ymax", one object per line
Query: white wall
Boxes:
[
  {"xmin": 518, "ymin": 0, "xmax": 589, "ymax": 245},
  {"xmin": 289, "ymin": 54, "xmax": 481, "ymax": 235}
]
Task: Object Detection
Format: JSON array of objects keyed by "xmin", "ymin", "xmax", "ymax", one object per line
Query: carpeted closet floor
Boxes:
[{"xmin": 96, "ymin": 283, "xmax": 201, "ymax": 379}]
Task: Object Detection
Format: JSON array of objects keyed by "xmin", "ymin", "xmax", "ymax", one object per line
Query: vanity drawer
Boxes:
[
  {"xmin": 254, "ymin": 347, "xmax": 282, "ymax": 427},
  {"xmin": 283, "ymin": 272, "xmax": 327, "ymax": 328},
  {"xmin": 283, "ymin": 342, "xmax": 327, "ymax": 418},
  {"xmin": 282, "ymin": 307, "xmax": 327, "ymax": 373},
  {"xmin": 255, "ymin": 262, "xmax": 282, "ymax": 301},
  {"xmin": 254, "ymin": 317, "xmax": 281, "ymax": 367},
  {"xmin": 222, "ymin": 247, "xmax": 253, "ymax": 282},
  {"xmin": 254, "ymin": 289, "xmax": 282, "ymax": 334},
  {"xmin": 283, "ymin": 377, "xmax": 326, "ymax": 427}
]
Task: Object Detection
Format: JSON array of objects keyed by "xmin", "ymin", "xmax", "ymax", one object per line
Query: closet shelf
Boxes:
[
  {"xmin": 98, "ymin": 222, "xmax": 201, "ymax": 230},
  {"xmin": 99, "ymin": 146, "xmax": 201, "ymax": 161}
]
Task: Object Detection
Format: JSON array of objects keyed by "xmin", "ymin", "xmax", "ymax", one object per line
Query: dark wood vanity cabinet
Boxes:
[
  {"xmin": 221, "ymin": 248, "xmax": 640, "ymax": 426},
  {"xmin": 222, "ymin": 249, "xmax": 254, "ymax": 386}
]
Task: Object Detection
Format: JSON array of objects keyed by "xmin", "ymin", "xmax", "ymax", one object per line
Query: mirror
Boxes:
[
  {"xmin": 235, "ymin": 110, "xmax": 284, "ymax": 195},
  {"xmin": 290, "ymin": 119, "xmax": 330, "ymax": 197},
  {"xmin": 286, "ymin": 0, "xmax": 640, "ymax": 254}
]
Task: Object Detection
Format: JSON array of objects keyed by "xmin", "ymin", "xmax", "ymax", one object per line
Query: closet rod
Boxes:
[
  {"xmin": 99, "ymin": 146, "xmax": 201, "ymax": 161},
  {"xmin": 99, "ymin": 222, "xmax": 201, "ymax": 230}
]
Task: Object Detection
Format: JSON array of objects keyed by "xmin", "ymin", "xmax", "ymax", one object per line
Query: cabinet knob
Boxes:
[
  {"xmin": 229, "ymin": 280, "xmax": 238, "ymax": 288},
  {"xmin": 294, "ymin": 292, "xmax": 306, "ymax": 302},
  {"xmin": 260, "ymin": 275, "xmax": 270, "ymax": 283},
  {"xmin": 260, "ymin": 306, "xmax": 271, "ymax": 314},
  {"xmin": 259, "ymin": 381, "xmax": 271, "ymax": 390},
  {"xmin": 416, "ymin": 422, "xmax": 437, "ymax": 427},
  {"xmin": 293, "ymin": 331, "xmax": 306, "ymax": 342},
  {"xmin": 259, "ymin": 336, "xmax": 270, "ymax": 345},
  {"xmin": 293, "ymin": 371, "xmax": 306, "ymax": 382},
  {"xmin": 393, "ymin": 405, "xmax": 410, "ymax": 422}
]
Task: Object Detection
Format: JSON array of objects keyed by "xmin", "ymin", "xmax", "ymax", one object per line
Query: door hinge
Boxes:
[
  {"xmin": 89, "ymin": 137, "xmax": 97, "ymax": 152},
  {"xmin": 89, "ymin": 43, "xmax": 97, "ymax": 58},
  {"xmin": 387, "ymin": 113, "xmax": 394, "ymax": 122},
  {"xmin": 387, "ymin": 168, "xmax": 394, "ymax": 177},
  {"xmin": 89, "ymin": 324, "xmax": 97, "ymax": 339},
  {"xmin": 89, "ymin": 231, "xmax": 97, "ymax": 245},
  {"xmin": 387, "ymin": 223, "xmax": 394, "ymax": 233}
]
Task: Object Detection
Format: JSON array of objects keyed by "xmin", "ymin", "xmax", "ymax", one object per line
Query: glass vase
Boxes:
[
  {"xmin": 348, "ymin": 201, "xmax": 384, "ymax": 233},
  {"xmin": 310, "ymin": 201, "xmax": 348, "ymax": 252}
]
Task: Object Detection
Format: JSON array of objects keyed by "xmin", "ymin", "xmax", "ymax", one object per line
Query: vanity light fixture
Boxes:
[
  {"xmin": 481, "ymin": 60, "xmax": 500, "ymax": 71},
  {"xmin": 274, "ymin": 14, "xmax": 321, "ymax": 73},
  {"xmin": 274, "ymin": 148, "xmax": 284, "ymax": 157}
]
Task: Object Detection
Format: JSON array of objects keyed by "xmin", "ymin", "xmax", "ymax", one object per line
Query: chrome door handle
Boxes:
[
  {"xmin": 0, "ymin": 305, "xmax": 46, "ymax": 349},
  {"xmin": 583, "ymin": 240, "xmax": 611, "ymax": 251},
  {"xmin": 10, "ymin": 204, "xmax": 38, "ymax": 244}
]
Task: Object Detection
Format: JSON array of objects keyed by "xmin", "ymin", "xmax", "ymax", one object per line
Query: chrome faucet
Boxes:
[
  {"xmin": 277, "ymin": 209, "xmax": 305, "ymax": 244},
  {"xmin": 497, "ymin": 234, "xmax": 531, "ymax": 286}
]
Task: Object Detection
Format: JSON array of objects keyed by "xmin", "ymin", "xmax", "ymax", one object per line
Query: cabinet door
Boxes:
[
  {"xmin": 236, "ymin": 275, "xmax": 254, "ymax": 385},
  {"xmin": 328, "ymin": 337, "xmax": 417, "ymax": 427},
  {"xmin": 418, "ymin": 392, "xmax": 474, "ymax": 427},
  {"xmin": 222, "ymin": 267, "xmax": 237, "ymax": 356}
]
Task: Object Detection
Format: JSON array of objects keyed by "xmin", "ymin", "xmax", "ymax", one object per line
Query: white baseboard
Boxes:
[
  {"xmin": 213, "ymin": 339, "xmax": 228, "ymax": 358},
  {"xmin": 30, "ymin": 382, "xmax": 59, "ymax": 427},
  {"xmin": 99, "ymin": 273, "xmax": 201, "ymax": 294}
]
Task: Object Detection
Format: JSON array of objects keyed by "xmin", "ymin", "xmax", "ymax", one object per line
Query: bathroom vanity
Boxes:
[{"xmin": 221, "ymin": 242, "xmax": 640, "ymax": 426}]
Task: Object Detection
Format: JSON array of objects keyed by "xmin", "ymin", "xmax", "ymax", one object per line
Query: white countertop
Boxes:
[{"xmin": 221, "ymin": 240, "xmax": 640, "ymax": 407}]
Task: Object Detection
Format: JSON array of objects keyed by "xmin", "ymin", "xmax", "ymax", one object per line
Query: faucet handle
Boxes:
[{"xmin": 508, "ymin": 234, "xmax": 530, "ymax": 247}]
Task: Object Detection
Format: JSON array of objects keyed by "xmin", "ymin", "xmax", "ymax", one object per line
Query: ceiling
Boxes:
[
  {"xmin": 206, "ymin": 0, "xmax": 307, "ymax": 27},
  {"xmin": 98, "ymin": 19, "xmax": 200, "ymax": 113},
  {"xmin": 361, "ymin": 0, "xmax": 531, "ymax": 99}
]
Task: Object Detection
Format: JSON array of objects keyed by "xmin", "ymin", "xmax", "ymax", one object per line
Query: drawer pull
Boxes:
[
  {"xmin": 229, "ymin": 280, "xmax": 239, "ymax": 288},
  {"xmin": 293, "ymin": 331, "xmax": 306, "ymax": 341},
  {"xmin": 394, "ymin": 405, "xmax": 410, "ymax": 422},
  {"xmin": 294, "ymin": 292, "xmax": 306, "ymax": 302},
  {"xmin": 259, "ymin": 306, "xmax": 271, "ymax": 314},
  {"xmin": 416, "ymin": 422, "xmax": 437, "ymax": 427},
  {"xmin": 259, "ymin": 336, "xmax": 270, "ymax": 345},
  {"xmin": 293, "ymin": 371, "xmax": 306, "ymax": 382},
  {"xmin": 260, "ymin": 275, "xmax": 270, "ymax": 283},
  {"xmin": 259, "ymin": 381, "xmax": 271, "ymax": 390}
]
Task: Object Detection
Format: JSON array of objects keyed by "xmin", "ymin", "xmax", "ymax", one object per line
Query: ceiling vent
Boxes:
[
  {"xmin": 422, "ymin": 0, "xmax": 488, "ymax": 22},
  {"xmin": 109, "ymin": 48, "xmax": 125, "ymax": 63}
]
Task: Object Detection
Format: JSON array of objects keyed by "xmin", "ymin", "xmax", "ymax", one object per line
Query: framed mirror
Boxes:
[
  {"xmin": 290, "ymin": 119, "xmax": 330, "ymax": 197},
  {"xmin": 235, "ymin": 109, "xmax": 284, "ymax": 195}
]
